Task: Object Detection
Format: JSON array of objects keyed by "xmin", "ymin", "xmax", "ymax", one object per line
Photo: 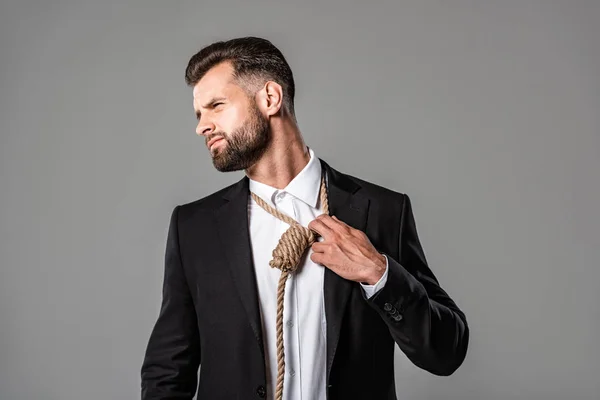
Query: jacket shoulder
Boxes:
[
  {"xmin": 341, "ymin": 170, "xmax": 407, "ymax": 203},
  {"xmin": 175, "ymin": 177, "xmax": 243, "ymax": 219}
]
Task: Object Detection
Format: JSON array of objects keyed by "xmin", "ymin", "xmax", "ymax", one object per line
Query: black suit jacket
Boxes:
[{"xmin": 141, "ymin": 158, "xmax": 469, "ymax": 400}]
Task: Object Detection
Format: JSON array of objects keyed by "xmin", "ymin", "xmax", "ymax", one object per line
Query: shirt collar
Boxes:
[{"xmin": 248, "ymin": 146, "xmax": 322, "ymax": 209}]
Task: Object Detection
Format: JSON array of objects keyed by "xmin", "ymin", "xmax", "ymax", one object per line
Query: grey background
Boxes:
[{"xmin": 1, "ymin": 1, "xmax": 598, "ymax": 399}]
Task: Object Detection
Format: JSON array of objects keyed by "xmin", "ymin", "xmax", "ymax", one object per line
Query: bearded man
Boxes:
[{"xmin": 141, "ymin": 36, "xmax": 469, "ymax": 400}]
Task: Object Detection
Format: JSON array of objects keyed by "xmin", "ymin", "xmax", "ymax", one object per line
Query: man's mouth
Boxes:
[{"xmin": 207, "ymin": 136, "xmax": 224, "ymax": 149}]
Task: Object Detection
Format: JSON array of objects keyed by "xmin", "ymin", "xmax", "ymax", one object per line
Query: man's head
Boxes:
[{"xmin": 185, "ymin": 37, "xmax": 296, "ymax": 172}]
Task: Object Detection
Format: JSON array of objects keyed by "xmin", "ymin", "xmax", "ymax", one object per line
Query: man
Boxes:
[{"xmin": 141, "ymin": 37, "xmax": 469, "ymax": 400}]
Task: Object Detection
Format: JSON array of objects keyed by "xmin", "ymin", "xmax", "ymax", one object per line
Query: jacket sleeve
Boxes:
[
  {"xmin": 141, "ymin": 205, "xmax": 201, "ymax": 399},
  {"xmin": 365, "ymin": 194, "xmax": 469, "ymax": 376}
]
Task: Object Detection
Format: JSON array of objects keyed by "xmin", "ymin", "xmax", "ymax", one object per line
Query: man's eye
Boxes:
[{"xmin": 214, "ymin": 102, "xmax": 224, "ymax": 107}]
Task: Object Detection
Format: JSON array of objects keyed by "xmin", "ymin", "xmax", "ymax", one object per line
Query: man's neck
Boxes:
[{"xmin": 245, "ymin": 122, "xmax": 310, "ymax": 190}]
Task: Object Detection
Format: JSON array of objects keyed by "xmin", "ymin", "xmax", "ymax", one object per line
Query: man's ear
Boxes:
[{"xmin": 256, "ymin": 80, "xmax": 283, "ymax": 117}]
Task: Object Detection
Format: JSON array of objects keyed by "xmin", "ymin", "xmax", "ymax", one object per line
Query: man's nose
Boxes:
[{"xmin": 196, "ymin": 120, "xmax": 215, "ymax": 137}]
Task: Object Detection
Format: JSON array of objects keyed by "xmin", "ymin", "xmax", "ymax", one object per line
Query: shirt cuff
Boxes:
[{"xmin": 360, "ymin": 253, "xmax": 389, "ymax": 299}]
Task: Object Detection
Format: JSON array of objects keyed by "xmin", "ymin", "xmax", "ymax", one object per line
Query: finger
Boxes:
[
  {"xmin": 308, "ymin": 218, "xmax": 334, "ymax": 239},
  {"xmin": 331, "ymin": 215, "xmax": 364, "ymax": 240},
  {"xmin": 309, "ymin": 251, "xmax": 322, "ymax": 265},
  {"xmin": 331, "ymin": 215, "xmax": 350, "ymax": 228},
  {"xmin": 318, "ymin": 214, "xmax": 350, "ymax": 235},
  {"xmin": 311, "ymin": 241, "xmax": 327, "ymax": 253},
  {"xmin": 310, "ymin": 251, "xmax": 329, "ymax": 267}
]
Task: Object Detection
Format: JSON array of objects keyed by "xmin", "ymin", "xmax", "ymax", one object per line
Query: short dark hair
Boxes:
[{"xmin": 185, "ymin": 36, "xmax": 296, "ymax": 116}]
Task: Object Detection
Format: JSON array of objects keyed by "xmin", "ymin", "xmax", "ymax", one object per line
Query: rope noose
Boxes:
[{"xmin": 249, "ymin": 172, "xmax": 329, "ymax": 400}]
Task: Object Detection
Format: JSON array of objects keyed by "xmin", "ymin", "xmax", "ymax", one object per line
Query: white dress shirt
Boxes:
[{"xmin": 247, "ymin": 146, "xmax": 389, "ymax": 400}]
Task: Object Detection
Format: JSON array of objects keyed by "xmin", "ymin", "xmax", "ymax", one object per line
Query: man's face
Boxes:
[{"xmin": 193, "ymin": 62, "xmax": 271, "ymax": 172}]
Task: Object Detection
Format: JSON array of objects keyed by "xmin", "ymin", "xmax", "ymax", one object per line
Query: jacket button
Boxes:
[
  {"xmin": 384, "ymin": 303, "xmax": 393, "ymax": 311},
  {"xmin": 256, "ymin": 385, "xmax": 266, "ymax": 398}
]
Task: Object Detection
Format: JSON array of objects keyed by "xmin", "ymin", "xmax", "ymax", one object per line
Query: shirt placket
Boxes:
[{"xmin": 274, "ymin": 190, "xmax": 301, "ymax": 399}]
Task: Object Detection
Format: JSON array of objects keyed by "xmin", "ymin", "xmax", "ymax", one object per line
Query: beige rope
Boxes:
[{"xmin": 250, "ymin": 172, "xmax": 329, "ymax": 400}]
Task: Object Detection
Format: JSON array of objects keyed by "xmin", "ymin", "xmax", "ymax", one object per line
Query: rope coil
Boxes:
[{"xmin": 249, "ymin": 172, "xmax": 329, "ymax": 400}]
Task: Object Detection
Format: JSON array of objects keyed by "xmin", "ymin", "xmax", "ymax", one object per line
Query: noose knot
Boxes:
[
  {"xmin": 249, "ymin": 171, "xmax": 328, "ymax": 400},
  {"xmin": 269, "ymin": 223, "xmax": 318, "ymax": 273}
]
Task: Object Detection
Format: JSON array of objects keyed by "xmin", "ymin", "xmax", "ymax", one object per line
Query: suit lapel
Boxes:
[
  {"xmin": 319, "ymin": 159, "xmax": 370, "ymax": 384},
  {"xmin": 214, "ymin": 175, "xmax": 265, "ymax": 357},
  {"xmin": 213, "ymin": 158, "xmax": 370, "ymax": 382}
]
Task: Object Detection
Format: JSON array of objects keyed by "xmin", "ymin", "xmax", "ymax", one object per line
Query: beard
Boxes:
[{"xmin": 210, "ymin": 101, "xmax": 271, "ymax": 172}]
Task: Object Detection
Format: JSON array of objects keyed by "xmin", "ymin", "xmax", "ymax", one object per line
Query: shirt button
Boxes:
[
  {"xmin": 289, "ymin": 368, "xmax": 296, "ymax": 377},
  {"xmin": 286, "ymin": 320, "xmax": 294, "ymax": 328}
]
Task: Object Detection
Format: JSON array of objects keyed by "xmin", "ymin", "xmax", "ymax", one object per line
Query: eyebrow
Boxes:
[{"xmin": 195, "ymin": 97, "xmax": 227, "ymax": 120}]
